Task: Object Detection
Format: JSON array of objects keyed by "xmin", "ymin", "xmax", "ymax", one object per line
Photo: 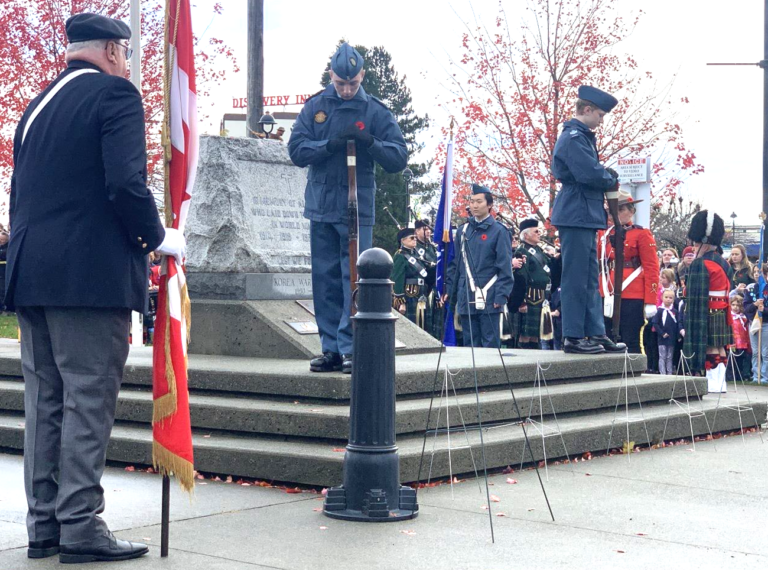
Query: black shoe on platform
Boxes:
[
  {"xmin": 28, "ymin": 537, "xmax": 59, "ymax": 559},
  {"xmin": 589, "ymin": 335, "xmax": 627, "ymax": 352},
  {"xmin": 563, "ymin": 337, "xmax": 605, "ymax": 355},
  {"xmin": 59, "ymin": 532, "xmax": 148, "ymax": 564},
  {"xmin": 310, "ymin": 352, "xmax": 342, "ymax": 373},
  {"xmin": 341, "ymin": 354, "xmax": 353, "ymax": 375}
]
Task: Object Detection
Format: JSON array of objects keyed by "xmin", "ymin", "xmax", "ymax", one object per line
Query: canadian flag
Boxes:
[{"xmin": 152, "ymin": 0, "xmax": 197, "ymax": 492}]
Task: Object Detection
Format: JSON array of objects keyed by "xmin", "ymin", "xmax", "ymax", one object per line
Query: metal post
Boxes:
[
  {"xmin": 246, "ymin": 0, "xmax": 264, "ymax": 138},
  {"xmin": 763, "ymin": 0, "xmax": 768, "ymax": 262},
  {"xmin": 129, "ymin": 0, "xmax": 141, "ymax": 93},
  {"xmin": 324, "ymin": 248, "xmax": 418, "ymax": 522}
]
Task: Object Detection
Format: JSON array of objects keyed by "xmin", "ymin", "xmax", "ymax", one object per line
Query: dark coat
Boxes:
[
  {"xmin": 288, "ymin": 84, "xmax": 407, "ymax": 227},
  {"xmin": 550, "ymin": 119, "xmax": 616, "ymax": 229},
  {"xmin": 652, "ymin": 307, "xmax": 684, "ymax": 347},
  {"xmin": 446, "ymin": 216, "xmax": 513, "ymax": 315},
  {"xmin": 7, "ymin": 61, "xmax": 165, "ymax": 313}
]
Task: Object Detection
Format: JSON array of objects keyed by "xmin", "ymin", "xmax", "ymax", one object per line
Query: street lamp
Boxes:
[
  {"xmin": 730, "ymin": 212, "xmax": 737, "ymax": 246},
  {"xmin": 258, "ymin": 113, "xmax": 276, "ymax": 136},
  {"xmin": 402, "ymin": 168, "xmax": 414, "ymax": 225}
]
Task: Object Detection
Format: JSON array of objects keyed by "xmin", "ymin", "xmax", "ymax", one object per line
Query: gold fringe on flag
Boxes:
[{"xmin": 153, "ymin": 440, "xmax": 195, "ymax": 493}]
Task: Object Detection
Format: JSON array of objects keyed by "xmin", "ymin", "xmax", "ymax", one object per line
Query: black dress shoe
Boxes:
[
  {"xmin": 341, "ymin": 353, "xmax": 353, "ymax": 375},
  {"xmin": 28, "ymin": 536, "xmax": 59, "ymax": 559},
  {"xmin": 310, "ymin": 352, "xmax": 342, "ymax": 372},
  {"xmin": 563, "ymin": 337, "xmax": 606, "ymax": 355},
  {"xmin": 589, "ymin": 335, "xmax": 627, "ymax": 352},
  {"xmin": 59, "ymin": 532, "xmax": 148, "ymax": 564}
]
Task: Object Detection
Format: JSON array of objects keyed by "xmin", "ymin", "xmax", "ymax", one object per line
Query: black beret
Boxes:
[
  {"xmin": 66, "ymin": 13, "xmax": 131, "ymax": 43},
  {"xmin": 519, "ymin": 218, "xmax": 539, "ymax": 232},
  {"xmin": 577, "ymin": 85, "xmax": 618, "ymax": 113},
  {"xmin": 415, "ymin": 219, "xmax": 431, "ymax": 230},
  {"xmin": 471, "ymin": 184, "xmax": 491, "ymax": 195},
  {"xmin": 397, "ymin": 227, "xmax": 416, "ymax": 242}
]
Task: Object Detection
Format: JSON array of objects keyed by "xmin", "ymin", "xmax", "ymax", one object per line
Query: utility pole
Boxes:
[
  {"xmin": 129, "ymin": 0, "xmax": 141, "ymax": 93},
  {"xmin": 247, "ymin": 0, "xmax": 264, "ymax": 138}
]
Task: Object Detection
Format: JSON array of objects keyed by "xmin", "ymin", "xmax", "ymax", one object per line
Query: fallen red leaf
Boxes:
[
  {"xmin": 506, "ymin": 478, "xmax": 518, "ymax": 485},
  {"xmin": 124, "ymin": 466, "xmax": 135, "ymax": 472},
  {"xmin": 285, "ymin": 488, "xmax": 302, "ymax": 494},
  {"xmin": 490, "ymin": 494, "xmax": 501, "ymax": 502},
  {"xmin": 332, "ymin": 448, "xmax": 345, "ymax": 452},
  {"xmin": 615, "ymin": 550, "xmax": 625, "ymax": 554},
  {"xmin": 495, "ymin": 512, "xmax": 507, "ymax": 517}
]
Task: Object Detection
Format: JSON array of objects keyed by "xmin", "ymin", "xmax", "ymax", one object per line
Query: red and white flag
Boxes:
[{"xmin": 152, "ymin": 0, "xmax": 197, "ymax": 492}]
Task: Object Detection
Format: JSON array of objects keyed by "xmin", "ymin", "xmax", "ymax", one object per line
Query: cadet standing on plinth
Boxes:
[
  {"xmin": 391, "ymin": 227, "xmax": 430, "ymax": 326},
  {"xmin": 288, "ymin": 43, "xmax": 407, "ymax": 374},
  {"xmin": 551, "ymin": 85, "xmax": 626, "ymax": 355}
]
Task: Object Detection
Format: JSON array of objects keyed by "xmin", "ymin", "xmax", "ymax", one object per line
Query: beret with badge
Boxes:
[
  {"xmin": 331, "ymin": 42, "xmax": 365, "ymax": 80},
  {"xmin": 397, "ymin": 227, "xmax": 416, "ymax": 243}
]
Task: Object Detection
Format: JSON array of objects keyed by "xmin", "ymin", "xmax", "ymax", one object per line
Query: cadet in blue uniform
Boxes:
[
  {"xmin": 7, "ymin": 14, "xmax": 185, "ymax": 563},
  {"xmin": 551, "ymin": 85, "xmax": 626, "ymax": 355},
  {"xmin": 288, "ymin": 43, "xmax": 407, "ymax": 374},
  {"xmin": 443, "ymin": 185, "xmax": 513, "ymax": 348}
]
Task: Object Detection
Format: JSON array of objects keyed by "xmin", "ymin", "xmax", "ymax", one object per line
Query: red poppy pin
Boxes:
[
  {"xmin": 355, "ymin": 121, "xmax": 365, "ymax": 130},
  {"xmin": 481, "ymin": 234, "xmax": 488, "ymax": 241}
]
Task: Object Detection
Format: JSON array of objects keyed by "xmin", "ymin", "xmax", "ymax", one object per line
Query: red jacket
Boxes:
[
  {"xmin": 730, "ymin": 312, "xmax": 750, "ymax": 350},
  {"xmin": 598, "ymin": 225, "xmax": 659, "ymax": 304}
]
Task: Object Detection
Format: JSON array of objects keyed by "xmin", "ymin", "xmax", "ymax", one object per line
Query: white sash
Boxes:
[
  {"xmin": 460, "ymin": 223, "xmax": 498, "ymax": 311},
  {"xmin": 21, "ymin": 69, "xmax": 99, "ymax": 146}
]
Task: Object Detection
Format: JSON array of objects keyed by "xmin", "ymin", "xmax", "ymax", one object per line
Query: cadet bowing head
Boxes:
[
  {"xmin": 64, "ymin": 13, "xmax": 132, "ymax": 78},
  {"xmin": 574, "ymin": 86, "xmax": 618, "ymax": 130},
  {"xmin": 329, "ymin": 42, "xmax": 366, "ymax": 100}
]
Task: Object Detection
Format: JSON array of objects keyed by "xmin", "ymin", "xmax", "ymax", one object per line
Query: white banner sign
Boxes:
[{"xmin": 616, "ymin": 156, "xmax": 651, "ymax": 184}]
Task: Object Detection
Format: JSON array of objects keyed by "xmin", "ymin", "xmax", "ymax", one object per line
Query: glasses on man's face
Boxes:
[{"xmin": 108, "ymin": 42, "xmax": 133, "ymax": 59}]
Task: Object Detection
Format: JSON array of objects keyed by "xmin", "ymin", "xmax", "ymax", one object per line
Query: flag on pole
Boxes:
[
  {"xmin": 434, "ymin": 138, "xmax": 456, "ymax": 346},
  {"xmin": 152, "ymin": 0, "xmax": 198, "ymax": 493}
]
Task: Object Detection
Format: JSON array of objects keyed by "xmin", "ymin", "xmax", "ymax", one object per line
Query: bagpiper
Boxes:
[
  {"xmin": 513, "ymin": 218, "xmax": 554, "ymax": 349},
  {"xmin": 392, "ymin": 227, "xmax": 430, "ymax": 327},
  {"xmin": 414, "ymin": 219, "xmax": 442, "ymax": 338}
]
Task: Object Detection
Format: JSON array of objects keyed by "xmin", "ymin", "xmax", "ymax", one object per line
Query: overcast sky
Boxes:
[{"xmin": 192, "ymin": 0, "xmax": 763, "ymax": 224}]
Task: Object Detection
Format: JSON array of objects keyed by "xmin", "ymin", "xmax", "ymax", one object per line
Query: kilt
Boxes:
[
  {"xmin": 707, "ymin": 308, "xmax": 732, "ymax": 348},
  {"xmin": 520, "ymin": 301, "xmax": 543, "ymax": 338}
]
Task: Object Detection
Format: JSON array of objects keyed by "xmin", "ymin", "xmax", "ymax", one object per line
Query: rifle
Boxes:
[
  {"xmin": 347, "ymin": 140, "xmax": 359, "ymax": 316},
  {"xmin": 606, "ymin": 192, "xmax": 624, "ymax": 342}
]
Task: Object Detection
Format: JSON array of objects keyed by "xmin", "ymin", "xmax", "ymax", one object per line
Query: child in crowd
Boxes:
[
  {"xmin": 728, "ymin": 295, "xmax": 752, "ymax": 381},
  {"xmin": 656, "ymin": 268, "xmax": 676, "ymax": 306},
  {"xmin": 652, "ymin": 289, "xmax": 685, "ymax": 375}
]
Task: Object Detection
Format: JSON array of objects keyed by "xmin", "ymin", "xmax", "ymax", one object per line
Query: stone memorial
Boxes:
[{"xmin": 185, "ymin": 135, "xmax": 442, "ymax": 359}]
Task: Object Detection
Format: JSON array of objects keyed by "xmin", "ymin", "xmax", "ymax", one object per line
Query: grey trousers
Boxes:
[{"xmin": 19, "ymin": 306, "xmax": 130, "ymax": 545}]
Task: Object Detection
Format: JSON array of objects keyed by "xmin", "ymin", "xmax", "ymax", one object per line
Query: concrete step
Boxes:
[
  {"xmin": 0, "ymin": 375, "xmax": 708, "ymax": 440},
  {"xmin": 1, "ymin": 398, "xmax": 764, "ymax": 487},
  {"xmin": 0, "ymin": 341, "xmax": 643, "ymax": 400}
]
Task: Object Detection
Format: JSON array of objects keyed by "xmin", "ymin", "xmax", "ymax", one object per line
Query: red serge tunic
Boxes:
[
  {"xmin": 597, "ymin": 225, "xmax": 659, "ymax": 304},
  {"xmin": 704, "ymin": 259, "xmax": 732, "ymax": 327}
]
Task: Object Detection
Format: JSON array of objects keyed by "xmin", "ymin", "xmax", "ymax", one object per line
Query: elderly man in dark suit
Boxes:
[{"xmin": 7, "ymin": 13, "xmax": 185, "ymax": 564}]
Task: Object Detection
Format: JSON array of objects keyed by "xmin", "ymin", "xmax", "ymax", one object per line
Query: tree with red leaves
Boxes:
[
  {"xmin": 0, "ymin": 0, "xmax": 237, "ymax": 208},
  {"xmin": 442, "ymin": 0, "xmax": 703, "ymax": 226}
]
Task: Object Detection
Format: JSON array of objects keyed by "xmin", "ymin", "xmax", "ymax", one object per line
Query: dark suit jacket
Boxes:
[{"xmin": 7, "ymin": 61, "xmax": 165, "ymax": 313}]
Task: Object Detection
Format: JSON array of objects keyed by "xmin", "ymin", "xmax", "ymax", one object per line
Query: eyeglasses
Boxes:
[{"xmin": 108, "ymin": 41, "xmax": 133, "ymax": 59}]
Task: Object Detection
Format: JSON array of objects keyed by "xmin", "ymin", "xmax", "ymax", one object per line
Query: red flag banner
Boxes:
[{"xmin": 152, "ymin": 0, "xmax": 198, "ymax": 492}]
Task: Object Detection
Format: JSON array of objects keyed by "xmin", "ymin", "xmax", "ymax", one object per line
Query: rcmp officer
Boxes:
[
  {"xmin": 443, "ymin": 185, "xmax": 513, "ymax": 348},
  {"xmin": 7, "ymin": 13, "xmax": 185, "ymax": 563},
  {"xmin": 597, "ymin": 190, "xmax": 659, "ymax": 354},
  {"xmin": 288, "ymin": 43, "xmax": 407, "ymax": 374},
  {"xmin": 551, "ymin": 85, "xmax": 626, "ymax": 355},
  {"xmin": 392, "ymin": 227, "xmax": 430, "ymax": 325},
  {"xmin": 514, "ymin": 218, "xmax": 553, "ymax": 349}
]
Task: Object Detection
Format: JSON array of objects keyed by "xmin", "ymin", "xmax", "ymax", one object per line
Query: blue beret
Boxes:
[
  {"xmin": 66, "ymin": 13, "xmax": 131, "ymax": 43},
  {"xmin": 577, "ymin": 85, "xmax": 618, "ymax": 113},
  {"xmin": 331, "ymin": 43, "xmax": 364, "ymax": 80},
  {"xmin": 471, "ymin": 184, "xmax": 491, "ymax": 195}
]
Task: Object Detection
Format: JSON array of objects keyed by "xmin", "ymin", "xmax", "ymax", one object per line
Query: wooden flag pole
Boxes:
[
  {"xmin": 161, "ymin": 475, "xmax": 170, "ymax": 557},
  {"xmin": 606, "ymin": 198, "xmax": 625, "ymax": 341}
]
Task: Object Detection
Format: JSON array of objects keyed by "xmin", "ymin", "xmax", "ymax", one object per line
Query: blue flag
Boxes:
[{"xmin": 435, "ymin": 140, "xmax": 456, "ymax": 345}]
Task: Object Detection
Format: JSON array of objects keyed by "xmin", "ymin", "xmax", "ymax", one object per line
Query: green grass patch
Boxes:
[{"xmin": 0, "ymin": 314, "xmax": 18, "ymax": 339}]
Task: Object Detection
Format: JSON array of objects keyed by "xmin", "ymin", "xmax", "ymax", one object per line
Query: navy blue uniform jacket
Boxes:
[
  {"xmin": 651, "ymin": 307, "xmax": 684, "ymax": 347},
  {"xmin": 446, "ymin": 216, "xmax": 513, "ymax": 315},
  {"xmin": 550, "ymin": 119, "xmax": 616, "ymax": 229},
  {"xmin": 7, "ymin": 61, "xmax": 165, "ymax": 313},
  {"xmin": 288, "ymin": 84, "xmax": 407, "ymax": 226}
]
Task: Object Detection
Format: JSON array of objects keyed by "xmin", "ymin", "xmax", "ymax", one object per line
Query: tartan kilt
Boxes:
[
  {"xmin": 707, "ymin": 309, "xmax": 732, "ymax": 348},
  {"xmin": 520, "ymin": 302, "xmax": 543, "ymax": 338}
]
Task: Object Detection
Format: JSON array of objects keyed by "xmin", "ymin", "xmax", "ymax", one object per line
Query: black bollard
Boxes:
[{"xmin": 324, "ymin": 248, "xmax": 418, "ymax": 521}]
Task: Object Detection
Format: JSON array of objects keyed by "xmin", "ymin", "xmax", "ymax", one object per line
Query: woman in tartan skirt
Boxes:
[{"xmin": 683, "ymin": 211, "xmax": 733, "ymax": 392}]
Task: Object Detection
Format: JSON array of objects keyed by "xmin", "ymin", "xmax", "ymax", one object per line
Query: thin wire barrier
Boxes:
[
  {"xmin": 710, "ymin": 349, "xmax": 765, "ymax": 445},
  {"xmin": 604, "ymin": 351, "xmax": 654, "ymax": 461},
  {"xmin": 517, "ymin": 361, "xmax": 575, "ymax": 480},
  {"xmin": 661, "ymin": 352, "xmax": 716, "ymax": 451}
]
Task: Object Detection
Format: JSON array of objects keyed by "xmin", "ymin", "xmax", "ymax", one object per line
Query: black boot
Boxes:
[
  {"xmin": 28, "ymin": 537, "xmax": 60, "ymax": 559},
  {"xmin": 563, "ymin": 337, "xmax": 606, "ymax": 355},
  {"xmin": 310, "ymin": 352, "xmax": 342, "ymax": 372},
  {"xmin": 341, "ymin": 353, "xmax": 353, "ymax": 375},
  {"xmin": 589, "ymin": 335, "xmax": 627, "ymax": 352},
  {"xmin": 59, "ymin": 532, "xmax": 148, "ymax": 564}
]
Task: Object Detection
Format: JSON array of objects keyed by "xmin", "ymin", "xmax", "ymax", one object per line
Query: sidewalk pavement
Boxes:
[{"xmin": 1, "ymin": 426, "xmax": 767, "ymax": 570}]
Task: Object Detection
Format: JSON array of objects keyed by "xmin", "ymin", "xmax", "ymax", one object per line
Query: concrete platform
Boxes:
[{"xmin": 1, "ymin": 429, "xmax": 767, "ymax": 569}]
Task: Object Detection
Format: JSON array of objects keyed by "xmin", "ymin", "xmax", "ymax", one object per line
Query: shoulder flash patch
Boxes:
[{"xmin": 569, "ymin": 130, "xmax": 579, "ymax": 137}]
